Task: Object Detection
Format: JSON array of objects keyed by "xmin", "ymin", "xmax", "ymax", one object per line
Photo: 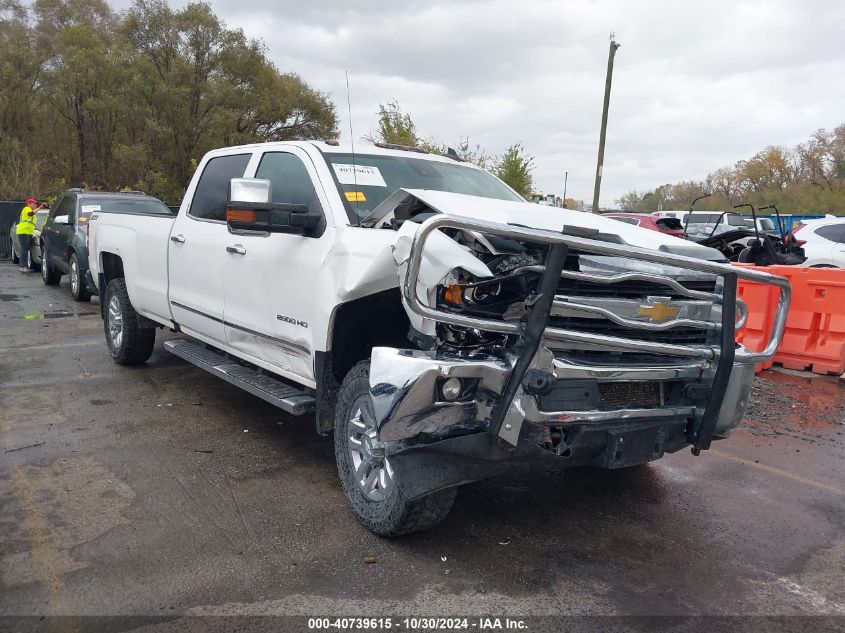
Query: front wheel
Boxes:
[
  {"xmin": 334, "ymin": 362, "xmax": 456, "ymax": 537},
  {"xmin": 104, "ymin": 278, "xmax": 156, "ymax": 365},
  {"xmin": 69, "ymin": 252, "xmax": 91, "ymax": 301}
]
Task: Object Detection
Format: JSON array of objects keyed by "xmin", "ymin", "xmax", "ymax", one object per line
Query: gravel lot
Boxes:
[{"xmin": 1, "ymin": 261, "xmax": 843, "ymax": 626}]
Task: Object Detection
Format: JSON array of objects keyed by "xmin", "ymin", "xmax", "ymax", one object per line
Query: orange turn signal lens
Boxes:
[
  {"xmin": 227, "ymin": 209, "xmax": 257, "ymax": 223},
  {"xmin": 443, "ymin": 284, "xmax": 463, "ymax": 306}
]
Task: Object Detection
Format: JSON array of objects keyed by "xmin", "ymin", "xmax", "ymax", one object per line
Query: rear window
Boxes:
[
  {"xmin": 80, "ymin": 197, "xmax": 172, "ymax": 221},
  {"xmin": 687, "ymin": 214, "xmax": 720, "ymax": 224},
  {"xmin": 815, "ymin": 224, "xmax": 845, "ymax": 244},
  {"xmin": 759, "ymin": 218, "xmax": 776, "ymax": 231},
  {"xmin": 686, "ymin": 213, "xmax": 745, "ymax": 226},
  {"xmin": 656, "ymin": 218, "xmax": 683, "ymax": 230}
]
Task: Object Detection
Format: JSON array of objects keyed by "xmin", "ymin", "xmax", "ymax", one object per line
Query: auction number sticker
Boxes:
[{"xmin": 332, "ymin": 164, "xmax": 387, "ymax": 187}]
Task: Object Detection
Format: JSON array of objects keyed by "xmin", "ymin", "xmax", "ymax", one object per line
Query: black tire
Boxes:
[
  {"xmin": 103, "ymin": 278, "xmax": 156, "ymax": 365},
  {"xmin": 69, "ymin": 252, "xmax": 91, "ymax": 301},
  {"xmin": 41, "ymin": 253, "xmax": 61, "ymax": 285},
  {"xmin": 334, "ymin": 361, "xmax": 457, "ymax": 537},
  {"xmin": 11, "ymin": 245, "xmax": 19, "ymax": 264}
]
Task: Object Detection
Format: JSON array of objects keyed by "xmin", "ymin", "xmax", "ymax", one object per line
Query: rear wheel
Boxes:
[
  {"xmin": 41, "ymin": 253, "xmax": 61, "ymax": 285},
  {"xmin": 69, "ymin": 252, "xmax": 91, "ymax": 301},
  {"xmin": 11, "ymin": 242, "xmax": 19, "ymax": 264},
  {"xmin": 104, "ymin": 278, "xmax": 155, "ymax": 365},
  {"xmin": 334, "ymin": 362, "xmax": 456, "ymax": 536}
]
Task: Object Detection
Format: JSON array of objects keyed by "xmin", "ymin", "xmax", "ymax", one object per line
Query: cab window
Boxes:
[
  {"xmin": 189, "ymin": 153, "xmax": 251, "ymax": 222},
  {"xmin": 50, "ymin": 196, "xmax": 75, "ymax": 222},
  {"xmin": 255, "ymin": 152, "xmax": 319, "ymax": 207}
]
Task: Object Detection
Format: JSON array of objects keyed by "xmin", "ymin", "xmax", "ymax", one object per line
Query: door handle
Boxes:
[
  {"xmin": 170, "ymin": 234, "xmax": 186, "ymax": 243},
  {"xmin": 226, "ymin": 245, "xmax": 246, "ymax": 255}
]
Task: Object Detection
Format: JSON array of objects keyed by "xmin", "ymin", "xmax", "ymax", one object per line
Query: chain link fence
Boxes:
[{"xmin": 0, "ymin": 201, "xmax": 24, "ymax": 260}]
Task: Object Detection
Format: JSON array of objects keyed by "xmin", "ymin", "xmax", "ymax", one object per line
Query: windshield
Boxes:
[
  {"xmin": 323, "ymin": 153, "xmax": 523, "ymax": 219},
  {"xmin": 759, "ymin": 218, "xmax": 776, "ymax": 231},
  {"xmin": 79, "ymin": 197, "xmax": 171, "ymax": 221}
]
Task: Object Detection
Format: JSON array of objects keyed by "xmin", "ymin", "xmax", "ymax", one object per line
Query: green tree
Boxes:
[
  {"xmin": 371, "ymin": 99, "xmax": 418, "ymax": 146},
  {"xmin": 494, "ymin": 143, "xmax": 533, "ymax": 198},
  {"xmin": 35, "ymin": 0, "xmax": 126, "ymax": 186}
]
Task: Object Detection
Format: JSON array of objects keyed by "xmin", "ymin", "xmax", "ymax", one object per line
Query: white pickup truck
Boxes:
[{"xmin": 89, "ymin": 141, "xmax": 790, "ymax": 536}]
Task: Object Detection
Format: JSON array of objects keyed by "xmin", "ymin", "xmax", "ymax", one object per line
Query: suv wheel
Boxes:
[
  {"xmin": 334, "ymin": 362, "xmax": 457, "ymax": 536},
  {"xmin": 69, "ymin": 252, "xmax": 91, "ymax": 301},
  {"xmin": 104, "ymin": 278, "xmax": 156, "ymax": 365},
  {"xmin": 11, "ymin": 243, "xmax": 19, "ymax": 264},
  {"xmin": 41, "ymin": 253, "xmax": 61, "ymax": 285}
]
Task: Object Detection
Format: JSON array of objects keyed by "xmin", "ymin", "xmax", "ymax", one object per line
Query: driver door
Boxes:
[
  {"xmin": 43, "ymin": 194, "xmax": 76, "ymax": 271},
  {"xmin": 222, "ymin": 147, "xmax": 334, "ymax": 385}
]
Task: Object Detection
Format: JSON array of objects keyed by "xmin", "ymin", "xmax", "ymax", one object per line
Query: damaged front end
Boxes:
[{"xmin": 369, "ymin": 213, "xmax": 790, "ymax": 499}]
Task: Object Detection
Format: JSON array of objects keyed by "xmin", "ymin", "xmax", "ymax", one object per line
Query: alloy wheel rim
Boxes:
[
  {"xmin": 347, "ymin": 395, "xmax": 393, "ymax": 502},
  {"xmin": 108, "ymin": 295, "xmax": 123, "ymax": 349},
  {"xmin": 71, "ymin": 259, "xmax": 78, "ymax": 293}
]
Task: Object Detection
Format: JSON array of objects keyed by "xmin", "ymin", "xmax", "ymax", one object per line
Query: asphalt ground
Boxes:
[{"xmin": 0, "ymin": 261, "xmax": 843, "ymax": 629}]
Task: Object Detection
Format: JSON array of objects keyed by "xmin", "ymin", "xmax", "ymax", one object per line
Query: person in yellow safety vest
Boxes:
[{"xmin": 17, "ymin": 197, "xmax": 46, "ymax": 272}]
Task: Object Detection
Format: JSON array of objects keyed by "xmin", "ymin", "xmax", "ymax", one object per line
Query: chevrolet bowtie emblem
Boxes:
[{"xmin": 638, "ymin": 298, "xmax": 680, "ymax": 322}]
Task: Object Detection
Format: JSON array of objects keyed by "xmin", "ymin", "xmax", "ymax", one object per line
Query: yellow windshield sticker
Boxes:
[{"xmin": 345, "ymin": 191, "xmax": 366, "ymax": 202}]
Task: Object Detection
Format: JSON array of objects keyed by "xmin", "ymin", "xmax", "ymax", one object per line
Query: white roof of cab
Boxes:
[{"xmin": 204, "ymin": 139, "xmax": 483, "ymax": 168}]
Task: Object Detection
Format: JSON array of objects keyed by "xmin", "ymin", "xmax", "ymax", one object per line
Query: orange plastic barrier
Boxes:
[
  {"xmin": 735, "ymin": 265, "xmax": 845, "ymax": 375},
  {"xmin": 735, "ymin": 270, "xmax": 780, "ymax": 372}
]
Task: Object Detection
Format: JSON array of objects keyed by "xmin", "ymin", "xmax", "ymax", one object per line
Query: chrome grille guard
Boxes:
[{"xmin": 401, "ymin": 215, "xmax": 790, "ymax": 366}]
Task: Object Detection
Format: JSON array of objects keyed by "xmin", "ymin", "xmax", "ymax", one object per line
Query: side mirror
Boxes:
[
  {"xmin": 226, "ymin": 177, "xmax": 321, "ymax": 234},
  {"xmin": 54, "ymin": 215, "xmax": 70, "ymax": 225}
]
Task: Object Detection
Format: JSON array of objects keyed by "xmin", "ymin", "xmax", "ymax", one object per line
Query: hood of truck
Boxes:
[
  {"xmin": 382, "ymin": 189, "xmax": 725, "ymax": 337},
  {"xmin": 373, "ymin": 188, "xmax": 724, "ymax": 260}
]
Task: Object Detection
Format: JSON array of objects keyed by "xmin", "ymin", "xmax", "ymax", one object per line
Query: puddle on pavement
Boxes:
[
  {"xmin": 0, "ymin": 293, "xmax": 21, "ymax": 301},
  {"xmin": 743, "ymin": 369, "xmax": 845, "ymax": 439}
]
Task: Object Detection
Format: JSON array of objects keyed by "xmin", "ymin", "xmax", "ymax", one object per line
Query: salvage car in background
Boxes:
[
  {"xmin": 10, "ymin": 209, "xmax": 49, "ymax": 268},
  {"xmin": 790, "ymin": 217, "xmax": 845, "ymax": 267},
  {"xmin": 40, "ymin": 189, "xmax": 173, "ymax": 301},
  {"xmin": 604, "ymin": 212, "xmax": 685, "ymax": 237}
]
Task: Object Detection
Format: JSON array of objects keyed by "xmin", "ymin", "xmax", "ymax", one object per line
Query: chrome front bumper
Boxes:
[
  {"xmin": 374, "ymin": 214, "xmax": 788, "ymax": 469},
  {"xmin": 369, "ymin": 345, "xmax": 755, "ymax": 457}
]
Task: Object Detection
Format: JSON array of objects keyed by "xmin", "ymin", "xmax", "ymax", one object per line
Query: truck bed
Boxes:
[{"xmin": 88, "ymin": 211, "xmax": 176, "ymax": 326}]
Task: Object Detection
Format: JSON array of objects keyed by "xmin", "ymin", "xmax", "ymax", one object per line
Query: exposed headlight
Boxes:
[
  {"xmin": 440, "ymin": 377, "xmax": 463, "ymax": 401},
  {"xmin": 439, "ymin": 269, "xmax": 502, "ymax": 308}
]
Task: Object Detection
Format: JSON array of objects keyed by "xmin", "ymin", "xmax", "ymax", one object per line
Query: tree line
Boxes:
[
  {"xmin": 0, "ymin": 0, "xmax": 538, "ymax": 205},
  {"xmin": 617, "ymin": 123, "xmax": 845, "ymax": 214},
  {"xmin": 0, "ymin": 0, "xmax": 338, "ymax": 203}
]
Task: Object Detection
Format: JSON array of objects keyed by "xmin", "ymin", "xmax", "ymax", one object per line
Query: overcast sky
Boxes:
[{"xmin": 113, "ymin": 0, "xmax": 843, "ymax": 207}]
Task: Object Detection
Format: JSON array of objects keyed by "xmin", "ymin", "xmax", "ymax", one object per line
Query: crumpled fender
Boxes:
[{"xmin": 391, "ymin": 218, "xmax": 492, "ymax": 336}]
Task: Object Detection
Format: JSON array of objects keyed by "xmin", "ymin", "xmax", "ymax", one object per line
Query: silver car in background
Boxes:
[{"xmin": 10, "ymin": 209, "xmax": 49, "ymax": 268}]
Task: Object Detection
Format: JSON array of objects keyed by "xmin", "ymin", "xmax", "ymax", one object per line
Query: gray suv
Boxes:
[{"xmin": 40, "ymin": 189, "xmax": 173, "ymax": 301}]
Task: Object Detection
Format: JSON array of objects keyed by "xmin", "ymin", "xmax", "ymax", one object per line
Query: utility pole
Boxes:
[
  {"xmin": 562, "ymin": 171, "xmax": 568, "ymax": 208},
  {"xmin": 591, "ymin": 34, "xmax": 620, "ymax": 214}
]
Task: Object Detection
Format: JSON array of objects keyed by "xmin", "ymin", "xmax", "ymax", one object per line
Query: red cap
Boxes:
[{"xmin": 26, "ymin": 198, "xmax": 37, "ymax": 206}]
